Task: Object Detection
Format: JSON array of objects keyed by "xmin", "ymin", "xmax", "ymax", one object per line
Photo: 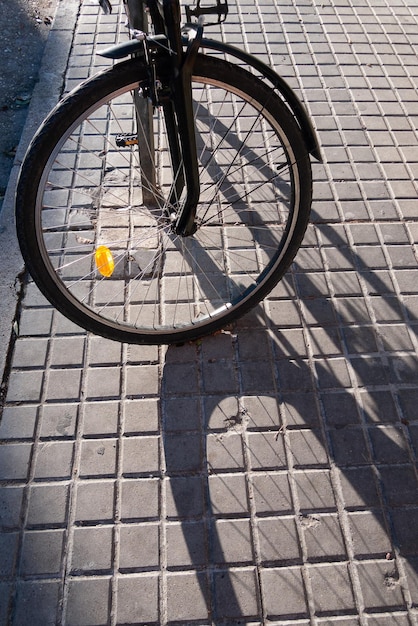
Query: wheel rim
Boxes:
[{"xmin": 34, "ymin": 70, "xmax": 302, "ymax": 340}]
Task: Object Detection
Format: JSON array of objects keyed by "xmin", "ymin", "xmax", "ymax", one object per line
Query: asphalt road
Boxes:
[{"xmin": 0, "ymin": 0, "xmax": 57, "ymax": 213}]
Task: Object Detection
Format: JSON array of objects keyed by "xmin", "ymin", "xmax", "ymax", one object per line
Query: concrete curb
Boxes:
[{"xmin": 0, "ymin": 0, "xmax": 80, "ymax": 385}]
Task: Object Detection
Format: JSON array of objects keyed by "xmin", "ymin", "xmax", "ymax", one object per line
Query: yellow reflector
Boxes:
[{"xmin": 95, "ymin": 245, "xmax": 115, "ymax": 277}]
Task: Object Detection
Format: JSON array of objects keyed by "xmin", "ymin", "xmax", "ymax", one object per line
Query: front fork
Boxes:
[
  {"xmin": 159, "ymin": 0, "xmax": 203, "ymax": 236},
  {"xmin": 169, "ymin": 39, "xmax": 202, "ymax": 237},
  {"xmin": 124, "ymin": 0, "xmax": 203, "ymax": 236}
]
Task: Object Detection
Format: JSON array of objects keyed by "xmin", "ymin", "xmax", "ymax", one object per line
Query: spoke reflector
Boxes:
[{"xmin": 95, "ymin": 246, "xmax": 115, "ymax": 277}]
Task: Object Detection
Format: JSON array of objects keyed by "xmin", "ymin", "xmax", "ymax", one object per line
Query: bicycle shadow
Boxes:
[
  {"xmin": 160, "ymin": 218, "xmax": 418, "ymax": 621},
  {"xmin": 161, "ymin": 344, "xmax": 260, "ymax": 622}
]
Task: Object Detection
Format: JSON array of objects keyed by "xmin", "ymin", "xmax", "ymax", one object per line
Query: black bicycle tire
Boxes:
[{"xmin": 16, "ymin": 55, "xmax": 312, "ymax": 344}]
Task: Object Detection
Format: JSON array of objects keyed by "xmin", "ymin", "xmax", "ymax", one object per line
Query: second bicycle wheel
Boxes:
[{"xmin": 16, "ymin": 55, "xmax": 312, "ymax": 344}]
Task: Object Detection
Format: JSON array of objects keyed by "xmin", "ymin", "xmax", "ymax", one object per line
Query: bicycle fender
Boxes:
[
  {"xmin": 199, "ymin": 37, "xmax": 322, "ymax": 161},
  {"xmin": 99, "ymin": 36, "xmax": 321, "ymax": 160},
  {"xmin": 99, "ymin": 34, "xmax": 168, "ymax": 59},
  {"xmin": 99, "ymin": 39, "xmax": 144, "ymax": 59}
]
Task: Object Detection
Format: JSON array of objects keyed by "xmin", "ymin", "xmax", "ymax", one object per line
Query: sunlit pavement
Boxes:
[{"xmin": 0, "ymin": 0, "xmax": 417, "ymax": 624}]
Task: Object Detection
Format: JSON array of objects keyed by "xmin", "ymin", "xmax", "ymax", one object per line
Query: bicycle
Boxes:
[{"xmin": 15, "ymin": 0, "xmax": 321, "ymax": 345}]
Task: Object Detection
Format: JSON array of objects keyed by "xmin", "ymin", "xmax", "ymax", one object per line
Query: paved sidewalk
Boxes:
[{"xmin": 1, "ymin": 0, "xmax": 418, "ymax": 624}]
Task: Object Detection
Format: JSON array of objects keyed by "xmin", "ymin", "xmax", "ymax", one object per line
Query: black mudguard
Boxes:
[
  {"xmin": 200, "ymin": 38, "xmax": 321, "ymax": 160},
  {"xmin": 99, "ymin": 35, "xmax": 322, "ymax": 160}
]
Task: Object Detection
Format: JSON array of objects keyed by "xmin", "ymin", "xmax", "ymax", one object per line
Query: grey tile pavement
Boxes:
[{"xmin": 0, "ymin": 0, "xmax": 418, "ymax": 624}]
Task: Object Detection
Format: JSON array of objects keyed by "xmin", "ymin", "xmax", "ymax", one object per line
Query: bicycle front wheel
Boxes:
[{"xmin": 16, "ymin": 55, "xmax": 312, "ymax": 344}]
